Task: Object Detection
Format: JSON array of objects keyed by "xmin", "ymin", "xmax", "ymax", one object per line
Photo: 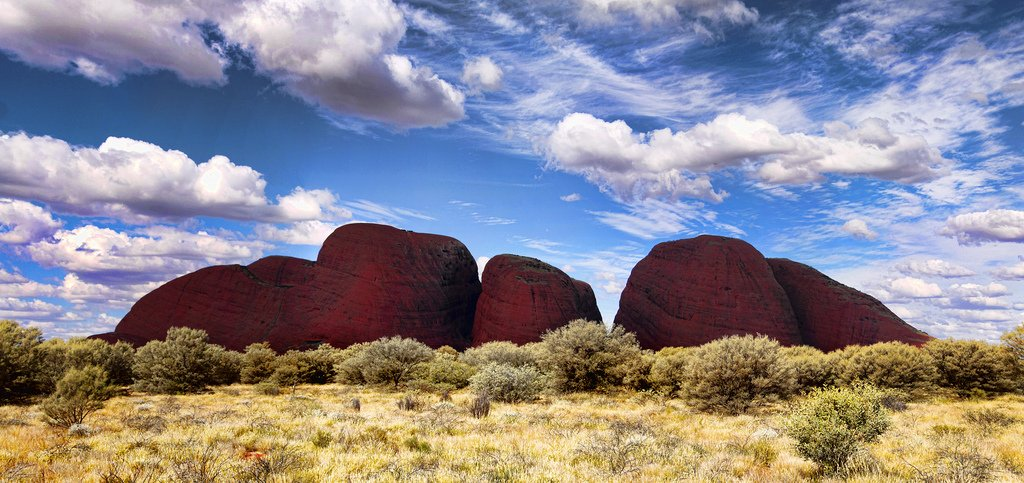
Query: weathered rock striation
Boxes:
[
  {"xmin": 472, "ymin": 254, "xmax": 601, "ymax": 345},
  {"xmin": 615, "ymin": 235, "xmax": 932, "ymax": 351}
]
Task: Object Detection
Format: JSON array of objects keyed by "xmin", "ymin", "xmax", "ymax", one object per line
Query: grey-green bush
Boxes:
[
  {"xmin": 682, "ymin": 335, "xmax": 796, "ymax": 414},
  {"xmin": 537, "ymin": 320, "xmax": 645, "ymax": 392},
  {"xmin": 334, "ymin": 342, "xmax": 370, "ymax": 384},
  {"xmin": 241, "ymin": 342, "xmax": 277, "ymax": 384},
  {"xmin": 132, "ymin": 327, "xmax": 227, "ymax": 394},
  {"xmin": 0, "ymin": 320, "xmax": 44, "ymax": 401},
  {"xmin": 40, "ymin": 365, "xmax": 113, "ymax": 427},
  {"xmin": 461, "ymin": 341, "xmax": 538, "ymax": 368},
  {"xmin": 781, "ymin": 345, "xmax": 835, "ymax": 392},
  {"xmin": 351, "ymin": 336, "xmax": 434, "ymax": 386},
  {"xmin": 469, "ymin": 363, "xmax": 545, "ymax": 403},
  {"xmin": 924, "ymin": 339, "xmax": 1018, "ymax": 397},
  {"xmin": 412, "ymin": 352, "xmax": 476, "ymax": 391},
  {"xmin": 785, "ymin": 384, "xmax": 891, "ymax": 474},
  {"xmin": 836, "ymin": 342, "xmax": 936, "ymax": 398},
  {"xmin": 648, "ymin": 347, "xmax": 693, "ymax": 396}
]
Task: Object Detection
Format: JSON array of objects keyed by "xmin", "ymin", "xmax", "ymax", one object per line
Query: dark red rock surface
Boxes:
[
  {"xmin": 767, "ymin": 258, "xmax": 933, "ymax": 351},
  {"xmin": 614, "ymin": 235, "xmax": 802, "ymax": 350},
  {"xmin": 97, "ymin": 223, "xmax": 481, "ymax": 351},
  {"xmin": 471, "ymin": 255, "xmax": 602, "ymax": 345}
]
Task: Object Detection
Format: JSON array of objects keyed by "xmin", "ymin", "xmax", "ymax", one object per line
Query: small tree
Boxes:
[
  {"xmin": 132, "ymin": 327, "xmax": 223, "ymax": 394},
  {"xmin": 40, "ymin": 365, "xmax": 113, "ymax": 427},
  {"xmin": 682, "ymin": 335, "xmax": 796, "ymax": 414},
  {"xmin": 924, "ymin": 339, "xmax": 1017, "ymax": 397},
  {"xmin": 836, "ymin": 342, "xmax": 936, "ymax": 398},
  {"xmin": 537, "ymin": 320, "xmax": 645, "ymax": 392},
  {"xmin": 469, "ymin": 363, "xmax": 545, "ymax": 403},
  {"xmin": 0, "ymin": 320, "xmax": 44, "ymax": 402},
  {"xmin": 334, "ymin": 342, "xmax": 371, "ymax": 384},
  {"xmin": 786, "ymin": 384, "xmax": 891, "ymax": 474},
  {"xmin": 241, "ymin": 342, "xmax": 278, "ymax": 384},
  {"xmin": 353, "ymin": 336, "xmax": 434, "ymax": 387},
  {"xmin": 1001, "ymin": 323, "xmax": 1024, "ymax": 362}
]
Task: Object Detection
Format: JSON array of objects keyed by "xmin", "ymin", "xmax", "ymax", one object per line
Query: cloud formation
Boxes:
[
  {"xmin": 896, "ymin": 259, "xmax": 975, "ymax": 278},
  {"xmin": 841, "ymin": 219, "xmax": 877, "ymax": 240},
  {"xmin": 0, "ymin": 199, "xmax": 61, "ymax": 244},
  {"xmin": 942, "ymin": 209, "xmax": 1024, "ymax": 245},
  {"xmin": 462, "ymin": 56, "xmax": 503, "ymax": 92},
  {"xmin": 574, "ymin": 0, "xmax": 758, "ymax": 29}
]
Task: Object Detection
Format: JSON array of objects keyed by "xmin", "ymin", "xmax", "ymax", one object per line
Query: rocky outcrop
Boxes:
[
  {"xmin": 767, "ymin": 258, "xmax": 933, "ymax": 351},
  {"xmin": 95, "ymin": 223, "xmax": 481, "ymax": 351},
  {"xmin": 471, "ymin": 255, "xmax": 601, "ymax": 345},
  {"xmin": 614, "ymin": 235, "xmax": 802, "ymax": 350},
  {"xmin": 614, "ymin": 235, "xmax": 931, "ymax": 351}
]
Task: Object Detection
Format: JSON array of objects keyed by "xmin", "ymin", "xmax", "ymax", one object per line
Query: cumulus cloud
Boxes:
[
  {"xmin": 0, "ymin": 297, "xmax": 64, "ymax": 320},
  {"xmin": 0, "ymin": 199, "xmax": 61, "ymax": 244},
  {"xmin": 887, "ymin": 276, "xmax": 942, "ymax": 299},
  {"xmin": 26, "ymin": 225, "xmax": 268, "ymax": 283},
  {"xmin": 0, "ymin": 132, "xmax": 348, "ymax": 224},
  {"xmin": 0, "ymin": 268, "xmax": 27, "ymax": 284},
  {"xmin": 0, "ymin": 0, "xmax": 464, "ymax": 127},
  {"xmin": 462, "ymin": 56, "xmax": 503, "ymax": 93},
  {"xmin": 545, "ymin": 113, "xmax": 949, "ymax": 203},
  {"xmin": 255, "ymin": 221, "xmax": 338, "ymax": 246},
  {"xmin": 560, "ymin": 193, "xmax": 583, "ymax": 202},
  {"xmin": 941, "ymin": 209, "xmax": 1024, "ymax": 245},
  {"xmin": 896, "ymin": 259, "xmax": 975, "ymax": 278},
  {"xmin": 992, "ymin": 259, "xmax": 1024, "ymax": 280},
  {"xmin": 840, "ymin": 219, "xmax": 877, "ymax": 240},
  {"xmin": 574, "ymin": 0, "xmax": 758, "ymax": 28}
]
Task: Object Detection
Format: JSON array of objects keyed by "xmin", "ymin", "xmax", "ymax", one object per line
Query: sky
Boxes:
[{"xmin": 0, "ymin": 0, "xmax": 1023, "ymax": 342}]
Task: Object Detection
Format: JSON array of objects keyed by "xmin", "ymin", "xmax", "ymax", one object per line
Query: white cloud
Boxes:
[
  {"xmin": 574, "ymin": 0, "xmax": 758, "ymax": 28},
  {"xmin": 560, "ymin": 193, "xmax": 583, "ymax": 202},
  {"xmin": 545, "ymin": 113, "xmax": 948, "ymax": 203},
  {"xmin": 462, "ymin": 56, "xmax": 503, "ymax": 93},
  {"xmin": 948, "ymin": 282, "xmax": 1011, "ymax": 298},
  {"xmin": 992, "ymin": 259, "xmax": 1024, "ymax": 280},
  {"xmin": 896, "ymin": 259, "xmax": 975, "ymax": 278},
  {"xmin": 0, "ymin": 198, "xmax": 61, "ymax": 244},
  {"xmin": 0, "ymin": 132, "xmax": 346, "ymax": 223},
  {"xmin": 399, "ymin": 4, "xmax": 451, "ymax": 34},
  {"xmin": 0, "ymin": 0, "xmax": 464, "ymax": 128},
  {"xmin": 255, "ymin": 220, "xmax": 338, "ymax": 246},
  {"xmin": 841, "ymin": 219, "xmax": 877, "ymax": 240},
  {"xmin": 0, "ymin": 0, "xmax": 226, "ymax": 85},
  {"xmin": 942, "ymin": 209, "xmax": 1024, "ymax": 245},
  {"xmin": 887, "ymin": 276, "xmax": 942, "ymax": 299},
  {"xmin": 26, "ymin": 225, "xmax": 268, "ymax": 282},
  {"xmin": 0, "ymin": 297, "xmax": 64, "ymax": 320},
  {"xmin": 0, "ymin": 268, "xmax": 27, "ymax": 284}
]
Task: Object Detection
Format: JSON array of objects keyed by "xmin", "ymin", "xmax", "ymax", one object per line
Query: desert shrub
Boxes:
[
  {"xmin": 619, "ymin": 349, "xmax": 655, "ymax": 390},
  {"xmin": 682, "ymin": 335, "xmax": 796, "ymax": 414},
  {"xmin": 241, "ymin": 342, "xmax": 277, "ymax": 384},
  {"xmin": 781, "ymin": 345, "xmax": 835, "ymax": 392},
  {"xmin": 648, "ymin": 347, "xmax": 693, "ymax": 396},
  {"xmin": 255, "ymin": 381, "xmax": 282, "ymax": 395},
  {"xmin": 302, "ymin": 344, "xmax": 342, "ymax": 384},
  {"xmin": 132, "ymin": 327, "xmax": 227, "ymax": 394},
  {"xmin": 351, "ymin": 336, "xmax": 434, "ymax": 387},
  {"xmin": 785, "ymin": 384, "xmax": 891, "ymax": 474},
  {"xmin": 39, "ymin": 365, "xmax": 113, "ymax": 428},
  {"xmin": 470, "ymin": 393, "xmax": 490, "ymax": 418},
  {"xmin": 37, "ymin": 337, "xmax": 136, "ymax": 389},
  {"xmin": 536, "ymin": 320, "xmax": 646, "ymax": 392},
  {"xmin": 924, "ymin": 339, "xmax": 1018, "ymax": 397},
  {"xmin": 0, "ymin": 320, "xmax": 44, "ymax": 401},
  {"xmin": 412, "ymin": 352, "xmax": 475, "ymax": 390},
  {"xmin": 462, "ymin": 341, "xmax": 538, "ymax": 368},
  {"xmin": 1002, "ymin": 323, "xmax": 1024, "ymax": 362},
  {"xmin": 333, "ymin": 342, "xmax": 370, "ymax": 384},
  {"xmin": 835, "ymin": 342, "xmax": 936, "ymax": 398},
  {"xmin": 577, "ymin": 420, "xmax": 655, "ymax": 476},
  {"xmin": 397, "ymin": 393, "xmax": 424, "ymax": 411},
  {"xmin": 209, "ymin": 347, "xmax": 243, "ymax": 385},
  {"xmin": 469, "ymin": 363, "xmax": 546, "ymax": 403},
  {"xmin": 271, "ymin": 345, "xmax": 339, "ymax": 388}
]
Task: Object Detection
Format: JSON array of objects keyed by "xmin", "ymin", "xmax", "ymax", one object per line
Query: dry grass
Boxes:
[{"xmin": 1, "ymin": 386, "xmax": 1023, "ymax": 482}]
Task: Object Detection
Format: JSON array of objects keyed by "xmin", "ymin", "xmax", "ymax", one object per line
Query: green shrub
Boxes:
[
  {"xmin": 469, "ymin": 363, "xmax": 546, "ymax": 403},
  {"xmin": 924, "ymin": 339, "xmax": 1018, "ymax": 397},
  {"xmin": 682, "ymin": 335, "xmax": 796, "ymax": 414},
  {"xmin": 0, "ymin": 320, "xmax": 44, "ymax": 401},
  {"xmin": 241, "ymin": 342, "xmax": 277, "ymax": 384},
  {"xmin": 351, "ymin": 336, "xmax": 434, "ymax": 387},
  {"xmin": 648, "ymin": 347, "xmax": 693, "ymax": 396},
  {"xmin": 835, "ymin": 342, "xmax": 936, "ymax": 398},
  {"xmin": 39, "ymin": 365, "xmax": 113, "ymax": 427},
  {"xmin": 270, "ymin": 346, "xmax": 340, "ymax": 388},
  {"xmin": 412, "ymin": 352, "xmax": 476, "ymax": 390},
  {"xmin": 536, "ymin": 320, "xmax": 645, "ymax": 392},
  {"xmin": 781, "ymin": 345, "xmax": 835, "ymax": 392},
  {"xmin": 208, "ymin": 347, "xmax": 243, "ymax": 386},
  {"xmin": 461, "ymin": 341, "xmax": 538, "ymax": 368},
  {"xmin": 255, "ymin": 380, "xmax": 282, "ymax": 395},
  {"xmin": 1002, "ymin": 323, "xmax": 1024, "ymax": 362},
  {"xmin": 334, "ymin": 342, "xmax": 370, "ymax": 384},
  {"xmin": 132, "ymin": 327, "xmax": 227, "ymax": 394},
  {"xmin": 785, "ymin": 384, "xmax": 891, "ymax": 474}
]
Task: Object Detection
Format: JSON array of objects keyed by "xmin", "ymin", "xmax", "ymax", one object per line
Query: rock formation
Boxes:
[
  {"xmin": 615, "ymin": 235, "xmax": 931, "ymax": 351},
  {"xmin": 472, "ymin": 254, "xmax": 601, "ymax": 345},
  {"xmin": 94, "ymin": 223, "xmax": 481, "ymax": 351},
  {"xmin": 767, "ymin": 258, "xmax": 933, "ymax": 351},
  {"xmin": 614, "ymin": 235, "xmax": 802, "ymax": 349}
]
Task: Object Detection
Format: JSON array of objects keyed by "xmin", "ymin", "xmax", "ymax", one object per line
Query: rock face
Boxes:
[
  {"xmin": 767, "ymin": 259, "xmax": 933, "ymax": 351},
  {"xmin": 95, "ymin": 224, "xmax": 481, "ymax": 351},
  {"xmin": 615, "ymin": 235, "xmax": 802, "ymax": 350},
  {"xmin": 614, "ymin": 235, "xmax": 931, "ymax": 351},
  {"xmin": 472, "ymin": 255, "xmax": 602, "ymax": 345}
]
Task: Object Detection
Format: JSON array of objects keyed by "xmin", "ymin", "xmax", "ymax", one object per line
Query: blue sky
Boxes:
[{"xmin": 1, "ymin": 0, "xmax": 1023, "ymax": 341}]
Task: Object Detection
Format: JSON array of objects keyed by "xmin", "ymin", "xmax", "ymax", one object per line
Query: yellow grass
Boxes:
[{"xmin": 1, "ymin": 387, "xmax": 1023, "ymax": 482}]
